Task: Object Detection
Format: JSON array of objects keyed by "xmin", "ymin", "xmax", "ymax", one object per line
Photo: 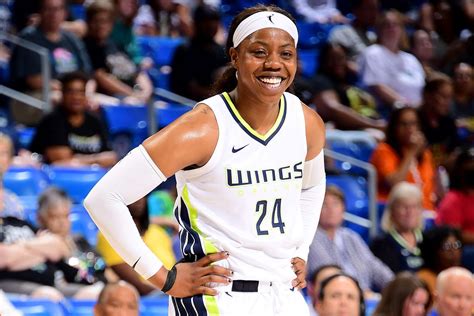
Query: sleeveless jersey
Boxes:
[{"xmin": 174, "ymin": 91, "xmax": 307, "ymax": 284}]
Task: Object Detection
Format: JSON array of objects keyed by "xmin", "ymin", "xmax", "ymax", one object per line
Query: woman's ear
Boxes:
[{"xmin": 229, "ymin": 47, "xmax": 238, "ymax": 68}]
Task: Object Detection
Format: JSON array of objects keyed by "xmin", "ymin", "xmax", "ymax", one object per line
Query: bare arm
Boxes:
[
  {"xmin": 110, "ymin": 263, "xmax": 157, "ymax": 295},
  {"xmin": 135, "ymin": 71, "xmax": 154, "ymax": 101},
  {"xmin": 94, "ymin": 69, "xmax": 134, "ymax": 97},
  {"xmin": 371, "ymin": 84, "xmax": 407, "ymax": 108},
  {"xmin": 23, "ymin": 233, "xmax": 71, "ymax": 262},
  {"xmin": 61, "ymin": 20, "xmax": 87, "ymax": 38},
  {"xmin": 0, "ymin": 243, "xmax": 47, "ymax": 271},
  {"xmin": 45, "ymin": 146, "xmax": 118, "ymax": 168},
  {"xmin": 313, "ymin": 90, "xmax": 386, "ymax": 130}
]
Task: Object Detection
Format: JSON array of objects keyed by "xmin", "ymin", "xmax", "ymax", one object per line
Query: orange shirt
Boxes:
[{"xmin": 370, "ymin": 142, "xmax": 435, "ymax": 210}]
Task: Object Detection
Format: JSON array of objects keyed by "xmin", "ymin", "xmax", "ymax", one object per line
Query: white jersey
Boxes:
[{"xmin": 174, "ymin": 91, "xmax": 307, "ymax": 285}]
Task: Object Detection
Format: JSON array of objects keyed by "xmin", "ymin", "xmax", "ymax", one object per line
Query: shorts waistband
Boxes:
[{"xmin": 218, "ymin": 280, "xmax": 294, "ymax": 293}]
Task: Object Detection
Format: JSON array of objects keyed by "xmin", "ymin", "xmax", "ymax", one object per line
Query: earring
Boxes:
[{"xmin": 235, "ymin": 71, "xmax": 238, "ymax": 80}]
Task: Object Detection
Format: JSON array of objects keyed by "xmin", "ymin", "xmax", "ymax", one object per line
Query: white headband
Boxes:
[{"xmin": 232, "ymin": 11, "xmax": 298, "ymax": 48}]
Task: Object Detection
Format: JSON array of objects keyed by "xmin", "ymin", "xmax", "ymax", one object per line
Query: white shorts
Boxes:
[{"xmin": 168, "ymin": 280, "xmax": 310, "ymax": 316}]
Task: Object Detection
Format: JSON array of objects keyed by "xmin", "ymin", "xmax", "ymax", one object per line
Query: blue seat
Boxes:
[
  {"xmin": 15, "ymin": 126, "xmax": 36, "ymax": 150},
  {"xmin": 155, "ymin": 103, "xmax": 192, "ymax": 129},
  {"xmin": 46, "ymin": 166, "xmax": 107, "ymax": 203},
  {"xmin": 70, "ymin": 205, "xmax": 98, "ymax": 246},
  {"xmin": 327, "ymin": 175, "xmax": 369, "ymax": 217},
  {"xmin": 298, "ymin": 48, "xmax": 319, "ymax": 78},
  {"xmin": 10, "ymin": 298, "xmax": 64, "ymax": 316},
  {"xmin": 137, "ymin": 36, "xmax": 185, "ymax": 68},
  {"xmin": 64, "ymin": 299, "xmax": 95, "ymax": 316},
  {"xmin": 141, "ymin": 297, "xmax": 169, "ymax": 316},
  {"xmin": 3, "ymin": 166, "xmax": 50, "ymax": 196}
]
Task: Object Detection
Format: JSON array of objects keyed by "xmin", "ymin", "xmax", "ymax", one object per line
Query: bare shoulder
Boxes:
[
  {"xmin": 301, "ymin": 102, "xmax": 325, "ymax": 160},
  {"xmin": 143, "ymin": 103, "xmax": 218, "ymax": 177}
]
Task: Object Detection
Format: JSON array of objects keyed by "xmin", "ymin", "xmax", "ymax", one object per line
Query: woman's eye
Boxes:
[
  {"xmin": 281, "ymin": 51, "xmax": 293, "ymax": 58},
  {"xmin": 253, "ymin": 50, "xmax": 266, "ymax": 57}
]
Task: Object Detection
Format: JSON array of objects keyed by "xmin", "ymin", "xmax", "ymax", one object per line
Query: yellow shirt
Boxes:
[{"xmin": 97, "ymin": 224, "xmax": 176, "ymax": 270}]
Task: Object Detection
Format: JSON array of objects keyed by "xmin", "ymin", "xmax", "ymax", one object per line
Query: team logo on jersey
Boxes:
[
  {"xmin": 226, "ymin": 161, "xmax": 303, "ymax": 187},
  {"xmin": 231, "ymin": 144, "xmax": 249, "ymax": 153}
]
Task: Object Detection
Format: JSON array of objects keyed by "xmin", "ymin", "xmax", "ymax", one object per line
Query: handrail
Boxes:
[
  {"xmin": 0, "ymin": 31, "xmax": 51, "ymax": 112},
  {"xmin": 150, "ymin": 88, "xmax": 194, "ymax": 135},
  {"xmin": 324, "ymin": 149, "xmax": 378, "ymax": 238}
]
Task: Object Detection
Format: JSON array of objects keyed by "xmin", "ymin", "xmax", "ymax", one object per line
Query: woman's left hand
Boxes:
[{"xmin": 291, "ymin": 257, "xmax": 307, "ymax": 290}]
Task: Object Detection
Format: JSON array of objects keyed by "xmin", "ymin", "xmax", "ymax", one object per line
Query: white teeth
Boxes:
[{"xmin": 259, "ymin": 77, "xmax": 282, "ymax": 85}]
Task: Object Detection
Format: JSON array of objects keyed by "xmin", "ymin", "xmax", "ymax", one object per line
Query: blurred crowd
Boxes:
[{"xmin": 0, "ymin": 0, "xmax": 473, "ymax": 315}]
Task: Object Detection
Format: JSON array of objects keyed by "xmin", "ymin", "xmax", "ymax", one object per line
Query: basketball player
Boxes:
[{"xmin": 84, "ymin": 4, "xmax": 326, "ymax": 315}]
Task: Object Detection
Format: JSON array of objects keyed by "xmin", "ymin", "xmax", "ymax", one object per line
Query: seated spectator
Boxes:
[
  {"xmin": 37, "ymin": 187, "xmax": 106, "ymax": 283},
  {"xmin": 94, "ymin": 281, "xmax": 139, "ymax": 316},
  {"xmin": 418, "ymin": 74, "xmax": 459, "ymax": 168},
  {"xmin": 290, "ymin": 0, "xmax": 349, "ymax": 24},
  {"xmin": 418, "ymin": 0, "xmax": 458, "ymax": 46},
  {"xmin": 29, "ymin": 72, "xmax": 117, "ymax": 167},
  {"xmin": 315, "ymin": 273, "xmax": 365, "ymax": 316},
  {"xmin": 307, "ymin": 264, "xmax": 342, "ymax": 315},
  {"xmin": 134, "ymin": 0, "xmax": 192, "ymax": 37},
  {"xmin": 96, "ymin": 195, "xmax": 175, "ymax": 295},
  {"xmin": 328, "ymin": 0, "xmax": 379, "ymax": 69},
  {"xmin": 452, "ymin": 63, "xmax": 474, "ymax": 133},
  {"xmin": 370, "ymin": 107, "xmax": 436, "ymax": 209},
  {"xmin": 371, "ymin": 182, "xmax": 425, "ymax": 273},
  {"xmin": 170, "ymin": 5, "xmax": 227, "ymax": 101},
  {"xmin": 9, "ymin": 0, "xmax": 91, "ymax": 126},
  {"xmin": 417, "ymin": 226, "xmax": 463, "ymax": 295},
  {"xmin": 359, "ymin": 10, "xmax": 425, "ymax": 111},
  {"xmin": 308, "ymin": 42, "xmax": 385, "ymax": 131},
  {"xmin": 307, "ymin": 186, "xmax": 394, "ymax": 292},
  {"xmin": 437, "ymin": 146, "xmax": 474, "ymax": 244},
  {"xmin": 373, "ymin": 272, "xmax": 432, "ymax": 316},
  {"xmin": 434, "ymin": 267, "xmax": 473, "ymax": 316},
  {"xmin": 84, "ymin": 0, "xmax": 153, "ymax": 106},
  {"xmin": 411, "ymin": 29, "xmax": 436, "ymax": 78}
]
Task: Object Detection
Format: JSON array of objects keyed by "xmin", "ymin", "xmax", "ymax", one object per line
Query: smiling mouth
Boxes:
[{"xmin": 257, "ymin": 76, "xmax": 284, "ymax": 89}]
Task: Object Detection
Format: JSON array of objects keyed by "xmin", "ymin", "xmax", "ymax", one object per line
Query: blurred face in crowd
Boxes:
[
  {"xmin": 319, "ymin": 192, "xmax": 345, "ymax": 231},
  {"xmin": 94, "ymin": 283, "xmax": 139, "ymax": 316},
  {"xmin": 39, "ymin": 200, "xmax": 71, "ymax": 237},
  {"xmin": 117, "ymin": 0, "xmax": 139, "ymax": 20},
  {"xmin": 403, "ymin": 287, "xmax": 430, "ymax": 316},
  {"xmin": 424, "ymin": 83, "xmax": 453, "ymax": 117},
  {"xmin": 391, "ymin": 196, "xmax": 422, "ymax": 233},
  {"xmin": 379, "ymin": 12, "xmax": 403, "ymax": 47},
  {"xmin": 316, "ymin": 276, "xmax": 361, "ymax": 316},
  {"xmin": 395, "ymin": 109, "xmax": 420, "ymax": 147},
  {"xmin": 311, "ymin": 266, "xmax": 343, "ymax": 308},
  {"xmin": 412, "ymin": 30, "xmax": 434, "ymax": 63},
  {"xmin": 62, "ymin": 79, "xmax": 87, "ymax": 114},
  {"xmin": 40, "ymin": 0, "xmax": 66, "ymax": 32},
  {"xmin": 453, "ymin": 63, "xmax": 473, "ymax": 91},
  {"xmin": 324, "ymin": 45, "xmax": 347, "ymax": 80},
  {"xmin": 88, "ymin": 11, "xmax": 114, "ymax": 42},
  {"xmin": 437, "ymin": 235, "xmax": 462, "ymax": 271},
  {"xmin": 354, "ymin": 0, "xmax": 379, "ymax": 28},
  {"xmin": 436, "ymin": 274, "xmax": 474, "ymax": 316},
  {"xmin": 0, "ymin": 138, "xmax": 13, "ymax": 175}
]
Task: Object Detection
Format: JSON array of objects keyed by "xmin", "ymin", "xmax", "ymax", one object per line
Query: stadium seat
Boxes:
[
  {"xmin": 46, "ymin": 166, "xmax": 107, "ymax": 203},
  {"xmin": 326, "ymin": 174, "xmax": 369, "ymax": 218},
  {"xmin": 15, "ymin": 126, "xmax": 36, "ymax": 150},
  {"xmin": 70, "ymin": 204, "xmax": 98, "ymax": 246},
  {"xmin": 298, "ymin": 48, "xmax": 319, "ymax": 78},
  {"xmin": 141, "ymin": 297, "xmax": 169, "ymax": 316},
  {"xmin": 3, "ymin": 166, "xmax": 50, "ymax": 196},
  {"xmin": 10, "ymin": 298, "xmax": 64, "ymax": 316},
  {"xmin": 63, "ymin": 298, "xmax": 95, "ymax": 316},
  {"xmin": 155, "ymin": 102, "xmax": 192, "ymax": 129}
]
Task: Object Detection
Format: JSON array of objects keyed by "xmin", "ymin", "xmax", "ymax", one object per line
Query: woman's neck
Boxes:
[
  {"xmin": 381, "ymin": 41, "xmax": 399, "ymax": 53},
  {"xmin": 398, "ymin": 229, "xmax": 417, "ymax": 248}
]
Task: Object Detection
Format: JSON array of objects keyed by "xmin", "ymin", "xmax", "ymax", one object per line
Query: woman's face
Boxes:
[
  {"xmin": 88, "ymin": 11, "xmax": 113, "ymax": 42},
  {"xmin": 41, "ymin": 201, "xmax": 71, "ymax": 237},
  {"xmin": 230, "ymin": 27, "xmax": 297, "ymax": 102},
  {"xmin": 424, "ymin": 83, "xmax": 453, "ymax": 117},
  {"xmin": 403, "ymin": 287, "xmax": 429, "ymax": 316},
  {"xmin": 319, "ymin": 193, "xmax": 345, "ymax": 230},
  {"xmin": 324, "ymin": 46, "xmax": 347, "ymax": 79},
  {"xmin": 391, "ymin": 197, "xmax": 422, "ymax": 232},
  {"xmin": 380, "ymin": 12, "xmax": 402, "ymax": 46},
  {"xmin": 395, "ymin": 109, "xmax": 420, "ymax": 146},
  {"xmin": 453, "ymin": 64, "xmax": 473, "ymax": 90},
  {"xmin": 437, "ymin": 235, "xmax": 462, "ymax": 270}
]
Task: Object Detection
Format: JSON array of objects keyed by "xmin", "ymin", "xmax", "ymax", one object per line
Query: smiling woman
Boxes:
[{"xmin": 84, "ymin": 4, "xmax": 326, "ymax": 316}]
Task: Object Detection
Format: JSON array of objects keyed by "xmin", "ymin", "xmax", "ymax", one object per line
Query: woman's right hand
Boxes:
[
  {"xmin": 150, "ymin": 251, "xmax": 233, "ymax": 298},
  {"xmin": 408, "ymin": 131, "xmax": 426, "ymax": 155}
]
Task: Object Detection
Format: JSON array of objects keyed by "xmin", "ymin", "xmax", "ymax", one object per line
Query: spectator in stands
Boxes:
[
  {"xmin": 417, "ymin": 226, "xmax": 463, "ymax": 295},
  {"xmin": 290, "ymin": 0, "xmax": 348, "ymax": 24},
  {"xmin": 9, "ymin": 0, "xmax": 91, "ymax": 126},
  {"xmin": 434, "ymin": 267, "xmax": 473, "ymax": 316},
  {"xmin": 94, "ymin": 281, "xmax": 140, "ymax": 316},
  {"xmin": 170, "ymin": 5, "xmax": 227, "ymax": 101},
  {"xmin": 418, "ymin": 74, "xmax": 459, "ymax": 168},
  {"xmin": 315, "ymin": 273, "xmax": 365, "ymax": 316},
  {"xmin": 307, "ymin": 185, "xmax": 394, "ymax": 293},
  {"xmin": 84, "ymin": 0, "xmax": 153, "ymax": 106},
  {"xmin": 96, "ymin": 195, "xmax": 176, "ymax": 295},
  {"xmin": 359, "ymin": 10, "xmax": 425, "ymax": 112},
  {"xmin": 328, "ymin": 0, "xmax": 379, "ymax": 67},
  {"xmin": 373, "ymin": 272, "xmax": 432, "ymax": 316},
  {"xmin": 371, "ymin": 182, "xmax": 425, "ymax": 273},
  {"xmin": 370, "ymin": 107, "xmax": 436, "ymax": 210},
  {"xmin": 419, "ymin": 0, "xmax": 459, "ymax": 46},
  {"xmin": 307, "ymin": 264, "xmax": 342, "ymax": 315},
  {"xmin": 411, "ymin": 29, "xmax": 436, "ymax": 78},
  {"xmin": 308, "ymin": 42, "xmax": 386, "ymax": 131},
  {"xmin": 437, "ymin": 146, "xmax": 474, "ymax": 245},
  {"xmin": 452, "ymin": 63, "xmax": 474, "ymax": 132},
  {"xmin": 37, "ymin": 187, "xmax": 106, "ymax": 283},
  {"xmin": 134, "ymin": 0, "xmax": 192, "ymax": 37},
  {"xmin": 29, "ymin": 71, "xmax": 117, "ymax": 167}
]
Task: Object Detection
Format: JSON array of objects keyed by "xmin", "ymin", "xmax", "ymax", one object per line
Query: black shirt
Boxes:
[{"xmin": 29, "ymin": 107, "xmax": 110, "ymax": 161}]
